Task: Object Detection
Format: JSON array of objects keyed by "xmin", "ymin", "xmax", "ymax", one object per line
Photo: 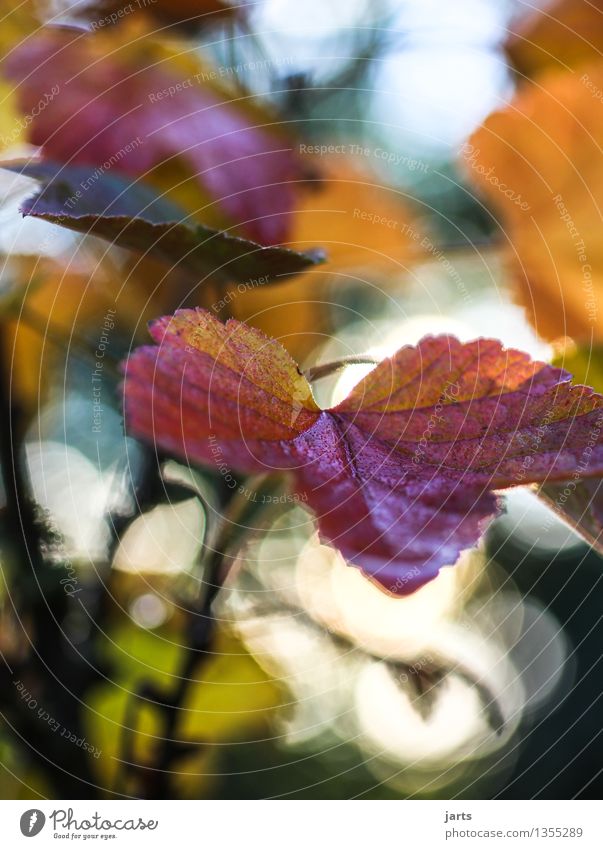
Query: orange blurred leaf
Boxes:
[
  {"xmin": 288, "ymin": 159, "xmax": 422, "ymax": 270},
  {"xmin": 507, "ymin": 0, "xmax": 603, "ymax": 78},
  {"xmin": 466, "ymin": 65, "xmax": 603, "ymax": 341},
  {"xmin": 231, "ymin": 159, "xmax": 423, "ymax": 354}
]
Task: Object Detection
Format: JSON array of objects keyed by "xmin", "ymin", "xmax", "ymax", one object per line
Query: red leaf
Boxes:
[
  {"xmin": 82, "ymin": 0, "xmax": 235, "ymax": 29},
  {"xmin": 4, "ymin": 26, "xmax": 303, "ymax": 245},
  {"xmin": 122, "ymin": 310, "xmax": 603, "ymax": 595}
]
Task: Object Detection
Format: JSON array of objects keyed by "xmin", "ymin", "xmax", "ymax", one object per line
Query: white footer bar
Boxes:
[{"xmin": 0, "ymin": 799, "xmax": 599, "ymax": 848}]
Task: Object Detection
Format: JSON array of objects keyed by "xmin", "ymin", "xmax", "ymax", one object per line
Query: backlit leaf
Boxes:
[{"xmin": 122, "ymin": 309, "xmax": 603, "ymax": 595}]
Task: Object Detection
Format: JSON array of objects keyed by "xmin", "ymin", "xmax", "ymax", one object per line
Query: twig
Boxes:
[{"xmin": 117, "ymin": 473, "xmax": 284, "ymax": 798}]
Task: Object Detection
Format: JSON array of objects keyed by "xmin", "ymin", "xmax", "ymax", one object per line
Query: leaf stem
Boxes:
[{"xmin": 304, "ymin": 355, "xmax": 379, "ymax": 383}]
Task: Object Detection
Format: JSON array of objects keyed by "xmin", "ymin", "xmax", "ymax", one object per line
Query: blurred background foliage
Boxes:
[{"xmin": 0, "ymin": 0, "xmax": 601, "ymax": 799}]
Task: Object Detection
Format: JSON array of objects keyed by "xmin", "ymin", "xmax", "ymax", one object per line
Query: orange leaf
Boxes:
[
  {"xmin": 230, "ymin": 159, "xmax": 423, "ymax": 356},
  {"xmin": 466, "ymin": 65, "xmax": 603, "ymax": 341},
  {"xmin": 507, "ymin": 0, "xmax": 603, "ymax": 78},
  {"xmin": 288, "ymin": 159, "xmax": 421, "ymax": 270}
]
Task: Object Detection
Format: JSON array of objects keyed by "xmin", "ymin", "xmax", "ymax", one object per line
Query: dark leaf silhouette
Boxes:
[{"xmin": 5, "ymin": 161, "xmax": 324, "ymax": 285}]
